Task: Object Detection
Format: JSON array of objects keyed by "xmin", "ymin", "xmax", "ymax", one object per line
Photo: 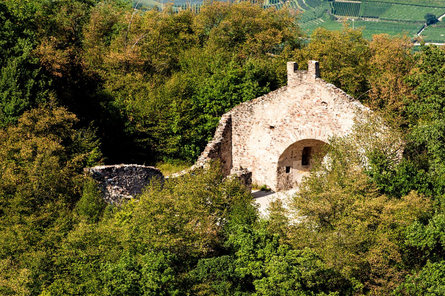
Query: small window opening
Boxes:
[
  {"xmin": 269, "ymin": 125, "xmax": 275, "ymax": 129},
  {"xmin": 302, "ymin": 147, "xmax": 312, "ymax": 166},
  {"xmin": 285, "ymin": 166, "xmax": 291, "ymax": 173}
]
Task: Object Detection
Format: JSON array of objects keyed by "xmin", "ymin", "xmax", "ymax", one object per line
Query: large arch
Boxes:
[{"xmin": 276, "ymin": 139, "xmax": 327, "ymax": 191}]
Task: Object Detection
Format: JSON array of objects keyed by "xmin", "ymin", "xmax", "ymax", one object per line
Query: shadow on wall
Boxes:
[
  {"xmin": 276, "ymin": 139, "xmax": 328, "ymax": 191},
  {"xmin": 252, "ymin": 190, "xmax": 275, "ymax": 198}
]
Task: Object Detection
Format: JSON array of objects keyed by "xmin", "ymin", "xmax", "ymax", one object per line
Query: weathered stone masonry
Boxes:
[
  {"xmin": 197, "ymin": 60, "xmax": 367, "ymax": 191},
  {"xmin": 86, "ymin": 60, "xmax": 368, "ymax": 203},
  {"xmin": 85, "ymin": 164, "xmax": 164, "ymax": 204},
  {"xmin": 195, "ymin": 114, "xmax": 233, "ymax": 176}
]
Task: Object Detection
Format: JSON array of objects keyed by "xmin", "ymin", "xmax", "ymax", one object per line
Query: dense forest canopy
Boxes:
[{"xmin": 0, "ymin": 0, "xmax": 444, "ymax": 295}]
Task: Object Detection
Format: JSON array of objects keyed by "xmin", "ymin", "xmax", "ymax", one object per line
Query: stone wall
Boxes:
[
  {"xmin": 276, "ymin": 139, "xmax": 327, "ymax": 190},
  {"xmin": 195, "ymin": 113, "xmax": 233, "ymax": 176},
  {"xmin": 197, "ymin": 60, "xmax": 369, "ymax": 191},
  {"xmin": 85, "ymin": 164, "xmax": 164, "ymax": 204},
  {"xmin": 87, "ymin": 60, "xmax": 371, "ymax": 201},
  {"xmin": 229, "ymin": 167, "xmax": 252, "ymax": 190}
]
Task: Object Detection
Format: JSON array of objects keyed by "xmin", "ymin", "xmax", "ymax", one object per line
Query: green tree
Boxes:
[
  {"xmin": 424, "ymin": 13, "xmax": 438, "ymax": 25},
  {"xmin": 405, "ymin": 45, "xmax": 445, "ymax": 196},
  {"xmin": 101, "ymin": 252, "xmax": 141, "ymax": 296},
  {"xmin": 0, "ymin": 106, "xmax": 101, "ymax": 294},
  {"xmin": 43, "ymin": 163, "xmax": 254, "ymax": 294},
  {"xmin": 290, "ymin": 118, "xmax": 431, "ymax": 294},
  {"xmin": 368, "ymin": 34, "xmax": 414, "ymax": 127},
  {"xmin": 296, "ymin": 26, "xmax": 370, "ymax": 98},
  {"xmin": 139, "ymin": 251, "xmax": 179, "ymax": 296},
  {"xmin": 75, "ymin": 178, "xmax": 106, "ymax": 223},
  {"xmin": 81, "ymin": 2, "xmax": 301, "ymax": 162},
  {"xmin": 119, "ymin": 163, "xmax": 252, "ymax": 258},
  {"xmin": 0, "ymin": 2, "xmax": 50, "ymax": 126},
  {"xmin": 396, "ymin": 260, "xmax": 445, "ymax": 295}
]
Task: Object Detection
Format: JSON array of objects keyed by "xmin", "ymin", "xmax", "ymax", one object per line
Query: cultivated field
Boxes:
[
  {"xmin": 365, "ymin": 0, "xmax": 445, "ymax": 7},
  {"xmin": 421, "ymin": 23, "xmax": 445, "ymax": 42},
  {"xmin": 134, "ymin": 0, "xmax": 445, "ymax": 43},
  {"xmin": 353, "ymin": 20, "xmax": 421, "ymax": 39},
  {"xmin": 332, "ymin": 2, "xmax": 361, "ymax": 17},
  {"xmin": 378, "ymin": 4, "xmax": 445, "ymax": 22},
  {"xmin": 300, "ymin": 0, "xmax": 445, "ymax": 42}
]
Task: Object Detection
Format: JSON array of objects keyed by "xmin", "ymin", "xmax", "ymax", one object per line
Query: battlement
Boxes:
[{"xmin": 287, "ymin": 60, "xmax": 320, "ymax": 87}]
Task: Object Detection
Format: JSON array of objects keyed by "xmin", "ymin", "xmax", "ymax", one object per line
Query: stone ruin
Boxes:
[
  {"xmin": 85, "ymin": 164, "xmax": 164, "ymax": 204},
  {"xmin": 197, "ymin": 60, "xmax": 367, "ymax": 191},
  {"xmin": 86, "ymin": 60, "xmax": 368, "ymax": 203}
]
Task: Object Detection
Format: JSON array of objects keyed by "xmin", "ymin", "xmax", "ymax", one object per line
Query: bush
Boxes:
[{"xmin": 425, "ymin": 13, "xmax": 438, "ymax": 25}]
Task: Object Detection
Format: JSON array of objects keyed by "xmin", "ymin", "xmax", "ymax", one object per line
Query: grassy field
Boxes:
[
  {"xmin": 297, "ymin": 0, "xmax": 310, "ymax": 10},
  {"xmin": 337, "ymin": 1, "xmax": 445, "ymax": 21},
  {"xmin": 299, "ymin": 2, "xmax": 330, "ymax": 22},
  {"xmin": 365, "ymin": 0, "xmax": 445, "ymax": 7},
  {"xmin": 361, "ymin": 2, "xmax": 391, "ymax": 18},
  {"xmin": 300, "ymin": 14, "xmax": 344, "ymax": 33},
  {"xmin": 302, "ymin": 18, "xmax": 422, "ymax": 39},
  {"xmin": 305, "ymin": 0, "xmax": 322, "ymax": 8},
  {"xmin": 379, "ymin": 4, "xmax": 445, "ymax": 22},
  {"xmin": 293, "ymin": 0, "xmax": 445, "ymax": 42},
  {"xmin": 327, "ymin": 0, "xmax": 445, "ymax": 42},
  {"xmin": 353, "ymin": 20, "xmax": 421, "ymax": 39},
  {"xmin": 421, "ymin": 23, "xmax": 445, "ymax": 42}
]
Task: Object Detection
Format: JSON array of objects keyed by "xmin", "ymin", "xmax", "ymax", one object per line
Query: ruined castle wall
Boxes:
[
  {"xmin": 195, "ymin": 114, "xmax": 233, "ymax": 176},
  {"xmin": 85, "ymin": 164, "xmax": 164, "ymax": 204},
  {"xmin": 195, "ymin": 61, "xmax": 369, "ymax": 191},
  {"xmin": 85, "ymin": 61, "xmax": 368, "ymax": 202},
  {"xmin": 228, "ymin": 78, "xmax": 366, "ymax": 190},
  {"xmin": 198, "ymin": 62, "xmax": 368, "ymax": 191},
  {"xmin": 276, "ymin": 139, "xmax": 327, "ymax": 191}
]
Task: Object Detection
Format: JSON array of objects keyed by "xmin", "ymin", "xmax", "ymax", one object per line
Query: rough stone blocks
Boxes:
[
  {"xmin": 196, "ymin": 60, "xmax": 368, "ymax": 191},
  {"xmin": 85, "ymin": 164, "xmax": 164, "ymax": 204}
]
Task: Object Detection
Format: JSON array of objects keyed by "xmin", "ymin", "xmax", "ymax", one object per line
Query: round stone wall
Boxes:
[{"xmin": 85, "ymin": 164, "xmax": 164, "ymax": 204}]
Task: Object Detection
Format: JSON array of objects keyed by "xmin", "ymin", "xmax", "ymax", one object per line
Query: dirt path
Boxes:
[
  {"xmin": 414, "ymin": 42, "xmax": 445, "ymax": 46},
  {"xmin": 417, "ymin": 24, "xmax": 427, "ymax": 36},
  {"xmin": 252, "ymin": 189, "xmax": 297, "ymax": 217}
]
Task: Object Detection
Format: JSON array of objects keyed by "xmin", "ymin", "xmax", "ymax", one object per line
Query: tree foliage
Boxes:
[
  {"xmin": 0, "ymin": 106, "xmax": 101, "ymax": 295},
  {"xmin": 0, "ymin": 1, "xmax": 444, "ymax": 295},
  {"xmin": 296, "ymin": 26, "xmax": 370, "ymax": 98},
  {"xmin": 80, "ymin": 1, "xmax": 302, "ymax": 161},
  {"xmin": 367, "ymin": 34, "xmax": 414, "ymax": 126},
  {"xmin": 424, "ymin": 13, "xmax": 438, "ymax": 26},
  {"xmin": 0, "ymin": 2, "xmax": 50, "ymax": 126},
  {"xmin": 290, "ymin": 118, "xmax": 432, "ymax": 295}
]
